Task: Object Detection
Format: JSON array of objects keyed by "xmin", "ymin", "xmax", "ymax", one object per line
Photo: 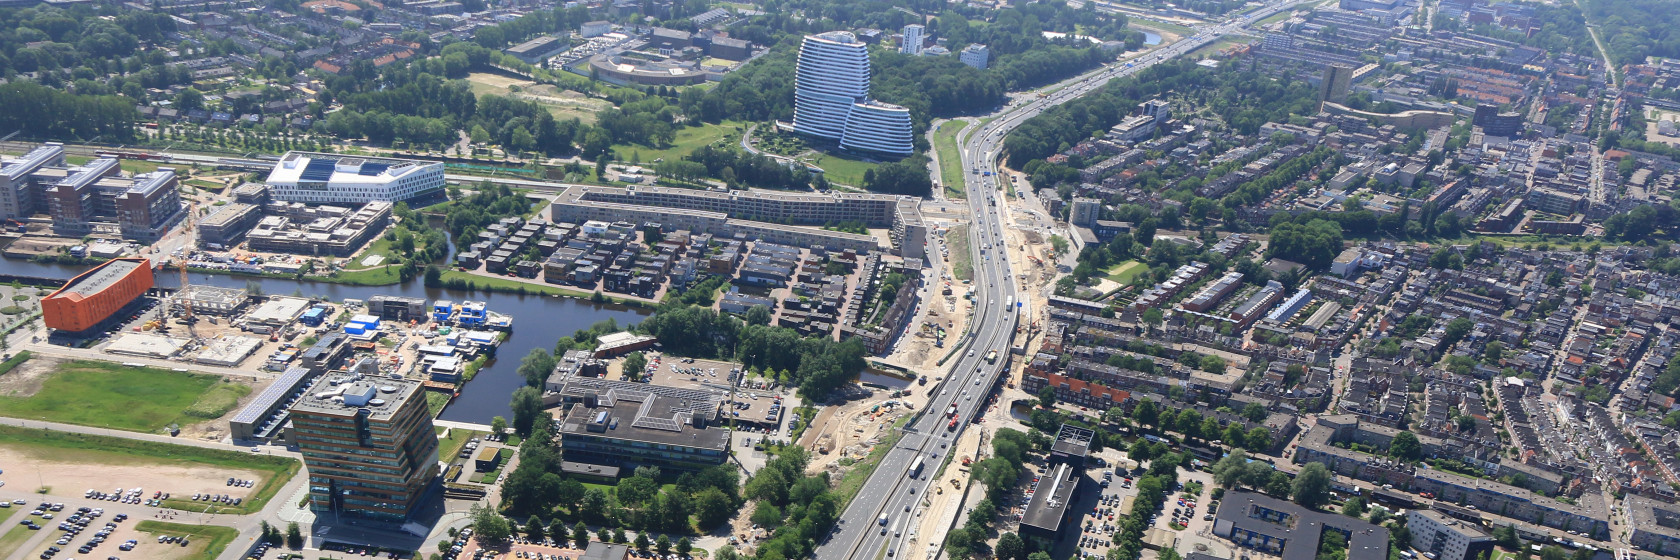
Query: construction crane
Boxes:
[{"xmin": 175, "ymin": 259, "xmax": 199, "ymax": 341}]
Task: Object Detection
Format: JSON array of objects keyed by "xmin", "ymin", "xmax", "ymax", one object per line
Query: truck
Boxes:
[
  {"xmin": 908, "ymin": 457, "xmax": 925, "ymax": 479},
  {"xmin": 985, "ymin": 350, "xmax": 998, "ymax": 364},
  {"xmin": 1004, "ymin": 296, "xmax": 1014, "ymax": 310},
  {"xmin": 947, "ymin": 405, "xmax": 958, "ymax": 418},
  {"xmin": 948, "ymin": 417, "xmax": 959, "ymax": 431}
]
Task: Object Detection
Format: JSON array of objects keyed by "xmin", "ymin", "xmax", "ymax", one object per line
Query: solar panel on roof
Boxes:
[
  {"xmin": 358, "ymin": 163, "xmax": 389, "ymax": 176},
  {"xmin": 232, "ymin": 367, "xmax": 311, "ymax": 424},
  {"xmin": 299, "ymin": 158, "xmax": 336, "ymax": 182}
]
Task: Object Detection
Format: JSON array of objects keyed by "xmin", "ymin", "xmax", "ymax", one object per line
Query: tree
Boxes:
[
  {"xmin": 676, "ymin": 537, "xmax": 692, "ymax": 557},
  {"xmin": 572, "ymin": 522, "xmax": 589, "ymax": 548},
  {"xmin": 1266, "ymin": 471, "xmax": 1292, "ymax": 497},
  {"xmin": 524, "ymin": 516, "xmax": 545, "ymax": 542},
  {"xmin": 1342, "ymin": 496, "xmax": 1368, "ymax": 518},
  {"xmin": 470, "ymin": 504, "xmax": 512, "ymax": 543},
  {"xmin": 1133, "ymin": 397, "xmax": 1159, "ymax": 427},
  {"xmin": 694, "ymin": 487, "xmax": 734, "ymax": 530},
  {"xmin": 623, "ymin": 352, "xmax": 647, "ymax": 380},
  {"xmin": 1141, "ymin": 307, "xmax": 1164, "ymax": 326},
  {"xmin": 1292, "ymin": 463, "xmax": 1332, "ymax": 509},
  {"xmin": 656, "ymin": 535, "xmax": 672, "ymax": 557},
  {"xmin": 510, "ymin": 386, "xmax": 544, "ymax": 436},
  {"xmin": 1038, "ymin": 386, "xmax": 1057, "ymax": 408},
  {"xmin": 996, "ymin": 532, "xmax": 1026, "ymax": 560},
  {"xmin": 490, "ymin": 416, "xmax": 508, "ymax": 439},
  {"xmin": 1243, "ymin": 402, "xmax": 1269, "ymax": 423},
  {"xmin": 518, "ymin": 348, "xmax": 557, "ymax": 387},
  {"xmin": 1390, "ymin": 431, "xmax": 1422, "ymax": 461},
  {"xmin": 714, "ymin": 547, "xmax": 741, "ymax": 560},
  {"xmin": 1212, "ymin": 449, "xmax": 1249, "ymax": 488},
  {"xmin": 634, "ymin": 532, "xmax": 650, "ymax": 553},
  {"xmin": 285, "ymin": 522, "xmax": 303, "ymax": 549}
]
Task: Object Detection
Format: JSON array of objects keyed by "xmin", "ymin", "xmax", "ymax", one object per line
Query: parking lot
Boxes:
[
  {"xmin": 10, "ymin": 501, "xmax": 216, "ymax": 560},
  {"xmin": 451, "ymin": 533, "xmax": 587, "ymax": 560}
]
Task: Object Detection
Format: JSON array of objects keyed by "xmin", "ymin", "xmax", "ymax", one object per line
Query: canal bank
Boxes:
[{"xmin": 0, "ymin": 257, "xmax": 650, "ymax": 424}]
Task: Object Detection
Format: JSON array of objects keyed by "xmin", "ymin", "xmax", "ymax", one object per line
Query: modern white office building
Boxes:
[
  {"xmin": 960, "ymin": 43, "xmax": 990, "ymax": 69},
  {"xmin": 264, "ymin": 152, "xmax": 445, "ymax": 205},
  {"xmin": 901, "ymin": 24, "xmax": 924, "ymax": 55},
  {"xmin": 793, "ymin": 32, "xmax": 915, "ymax": 157}
]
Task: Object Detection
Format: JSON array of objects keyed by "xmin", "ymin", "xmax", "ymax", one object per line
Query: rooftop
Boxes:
[
  {"xmin": 291, "ymin": 372, "xmax": 421, "ymax": 421},
  {"xmin": 554, "ymin": 376, "xmax": 730, "ymax": 452},
  {"xmin": 47, "ymin": 258, "xmax": 147, "ymax": 301},
  {"xmin": 1215, "ymin": 491, "xmax": 1390, "ymax": 560},
  {"xmin": 1020, "ymin": 461, "xmax": 1080, "ymax": 533}
]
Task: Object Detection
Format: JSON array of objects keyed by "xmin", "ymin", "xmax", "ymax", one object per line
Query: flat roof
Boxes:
[
  {"xmin": 1021, "ymin": 461, "xmax": 1080, "ymax": 533},
  {"xmin": 291, "ymin": 373, "xmax": 422, "ymax": 421},
  {"xmin": 554, "ymin": 376, "xmax": 730, "ymax": 452},
  {"xmin": 1216, "ymin": 491, "xmax": 1390, "ymax": 560},
  {"xmin": 48, "ymin": 258, "xmax": 146, "ymax": 301},
  {"xmin": 247, "ymin": 297, "xmax": 312, "ymax": 325},
  {"xmin": 232, "ymin": 366, "xmax": 314, "ymax": 424}
]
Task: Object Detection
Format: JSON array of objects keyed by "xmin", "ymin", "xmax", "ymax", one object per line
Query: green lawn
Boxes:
[
  {"xmin": 437, "ymin": 426, "xmax": 484, "ymax": 459},
  {"xmin": 325, "ymin": 265, "xmax": 404, "ymax": 286},
  {"xmin": 346, "ymin": 237, "xmax": 398, "ymax": 270},
  {"xmin": 0, "ymin": 424, "xmax": 300, "ymax": 515},
  {"xmin": 133, "ymin": 521, "xmax": 239, "ymax": 560},
  {"xmin": 427, "ymin": 391, "xmax": 453, "ymax": 418},
  {"xmin": 948, "ymin": 224, "xmax": 973, "ymax": 282},
  {"xmin": 609, "ymin": 120, "xmax": 746, "ymax": 165},
  {"xmin": 0, "ymin": 509, "xmax": 31, "ymax": 560},
  {"xmin": 65, "ymin": 156, "xmax": 169, "ymax": 175},
  {"xmin": 1105, "ymin": 260, "xmax": 1149, "ymax": 284},
  {"xmin": 933, "ymin": 120, "xmax": 969, "ymax": 199},
  {"xmin": 0, "ymin": 360, "xmax": 237, "ymax": 432},
  {"xmin": 805, "ymin": 152, "xmax": 880, "ymax": 187}
]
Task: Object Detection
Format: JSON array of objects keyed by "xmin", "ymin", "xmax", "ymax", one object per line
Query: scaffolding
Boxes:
[{"xmin": 172, "ymin": 285, "xmax": 250, "ymax": 316}]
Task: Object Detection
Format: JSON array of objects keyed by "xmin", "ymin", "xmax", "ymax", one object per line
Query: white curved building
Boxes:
[
  {"xmin": 793, "ymin": 31, "xmax": 914, "ymax": 156},
  {"xmin": 841, "ymin": 101, "xmax": 914, "ymax": 156}
]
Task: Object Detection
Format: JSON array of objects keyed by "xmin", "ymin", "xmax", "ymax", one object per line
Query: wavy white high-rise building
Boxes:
[{"xmin": 793, "ymin": 31, "xmax": 914, "ymax": 157}]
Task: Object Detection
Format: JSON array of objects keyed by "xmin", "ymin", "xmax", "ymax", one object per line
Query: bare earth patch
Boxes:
[
  {"xmin": 0, "ymin": 441, "xmax": 267, "ymax": 501},
  {"xmin": 0, "ymin": 355, "xmax": 63, "ymax": 398}
]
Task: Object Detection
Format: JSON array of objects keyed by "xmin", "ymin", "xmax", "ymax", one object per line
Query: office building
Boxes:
[
  {"xmin": 0, "ymin": 143, "xmax": 65, "ymax": 219},
  {"xmin": 551, "ymin": 374, "xmax": 731, "ymax": 474},
  {"xmin": 198, "ymin": 202, "xmax": 263, "ymax": 248},
  {"xmin": 960, "ymin": 43, "xmax": 989, "ymax": 69},
  {"xmin": 1473, "ymin": 105, "xmax": 1525, "ymax": 137},
  {"xmin": 900, "ymin": 24, "xmax": 924, "ymax": 55},
  {"xmin": 1407, "ymin": 509, "xmax": 1494, "ymax": 560},
  {"xmin": 580, "ymin": 20, "xmax": 612, "ymax": 37},
  {"xmin": 505, "ymin": 36, "xmax": 566, "ymax": 64},
  {"xmin": 1320, "ymin": 64, "xmax": 1354, "ymax": 105},
  {"xmin": 1141, "ymin": 99, "xmax": 1172, "ymax": 124},
  {"xmin": 246, "ymin": 201, "xmax": 393, "ymax": 257},
  {"xmin": 1214, "ymin": 491, "xmax": 1390, "ymax": 560},
  {"xmin": 264, "ymin": 152, "xmax": 444, "ymax": 205},
  {"xmin": 1020, "ymin": 425, "xmax": 1092, "ymax": 550},
  {"xmin": 793, "ymin": 32, "xmax": 915, "ymax": 156},
  {"xmin": 42, "ymin": 257, "xmax": 155, "ymax": 333},
  {"xmin": 40, "ymin": 158, "xmax": 186, "ymax": 241},
  {"xmin": 290, "ymin": 373, "xmax": 439, "ymax": 521}
]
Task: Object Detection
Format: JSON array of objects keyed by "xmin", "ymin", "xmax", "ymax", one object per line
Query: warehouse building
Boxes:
[{"xmin": 43, "ymin": 257, "xmax": 155, "ymax": 333}]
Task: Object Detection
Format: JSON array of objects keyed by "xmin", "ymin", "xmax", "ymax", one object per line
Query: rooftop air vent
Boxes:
[{"xmin": 379, "ymin": 385, "xmax": 398, "ymax": 393}]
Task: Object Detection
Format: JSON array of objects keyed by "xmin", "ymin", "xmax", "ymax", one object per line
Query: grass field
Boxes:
[
  {"xmin": 437, "ymin": 426, "xmax": 485, "ymax": 459},
  {"xmin": 609, "ymin": 121, "xmax": 746, "ymax": 166},
  {"xmin": 933, "ymin": 120, "xmax": 969, "ymax": 199},
  {"xmin": 0, "ymin": 509, "xmax": 31, "ymax": 560},
  {"xmin": 426, "ymin": 391, "xmax": 452, "ymax": 418},
  {"xmin": 1188, "ymin": 36, "xmax": 1254, "ymax": 58},
  {"xmin": 0, "ymin": 424, "xmax": 300, "ymax": 515},
  {"xmin": 65, "ymin": 156, "xmax": 169, "ymax": 175},
  {"xmin": 0, "ymin": 360, "xmax": 238, "ymax": 432},
  {"xmin": 805, "ymin": 152, "xmax": 880, "ymax": 188},
  {"xmin": 464, "ymin": 72, "xmax": 612, "ymax": 124},
  {"xmin": 1105, "ymin": 260, "xmax": 1149, "ymax": 284},
  {"xmin": 947, "ymin": 224, "xmax": 973, "ymax": 282},
  {"xmin": 133, "ymin": 521, "xmax": 240, "ymax": 560}
]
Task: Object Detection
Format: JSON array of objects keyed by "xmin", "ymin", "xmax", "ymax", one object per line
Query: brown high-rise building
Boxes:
[
  {"xmin": 290, "ymin": 374, "xmax": 438, "ymax": 521},
  {"xmin": 1319, "ymin": 64, "xmax": 1354, "ymax": 107}
]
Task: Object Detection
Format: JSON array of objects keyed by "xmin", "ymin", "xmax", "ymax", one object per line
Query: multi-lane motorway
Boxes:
[{"xmin": 818, "ymin": 3, "xmax": 1303, "ymax": 559}]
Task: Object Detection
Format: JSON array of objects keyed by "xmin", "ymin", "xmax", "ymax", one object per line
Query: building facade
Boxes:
[
  {"xmin": 793, "ymin": 32, "xmax": 915, "ymax": 156},
  {"xmin": 290, "ymin": 374, "xmax": 439, "ymax": 521},
  {"xmin": 1320, "ymin": 64, "xmax": 1354, "ymax": 105},
  {"xmin": 264, "ymin": 152, "xmax": 444, "ymax": 205},
  {"xmin": 42, "ymin": 257, "xmax": 155, "ymax": 333},
  {"xmin": 960, "ymin": 43, "xmax": 989, "ymax": 69},
  {"xmin": 1406, "ymin": 510, "xmax": 1494, "ymax": 560},
  {"xmin": 900, "ymin": 24, "xmax": 924, "ymax": 55}
]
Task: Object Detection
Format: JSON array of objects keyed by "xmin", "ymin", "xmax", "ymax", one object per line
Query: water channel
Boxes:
[{"xmin": 0, "ymin": 257, "xmax": 649, "ymax": 424}]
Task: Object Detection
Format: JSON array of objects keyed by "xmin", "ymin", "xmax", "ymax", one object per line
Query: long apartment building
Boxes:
[
  {"xmin": 551, "ymin": 185, "xmax": 926, "ymax": 260},
  {"xmin": 290, "ymin": 373, "xmax": 439, "ymax": 521}
]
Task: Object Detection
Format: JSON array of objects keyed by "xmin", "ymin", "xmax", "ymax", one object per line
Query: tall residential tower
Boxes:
[{"xmin": 793, "ymin": 31, "xmax": 914, "ymax": 156}]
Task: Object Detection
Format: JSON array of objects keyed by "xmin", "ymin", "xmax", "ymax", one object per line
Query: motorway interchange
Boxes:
[{"xmin": 816, "ymin": 1, "xmax": 1305, "ymax": 558}]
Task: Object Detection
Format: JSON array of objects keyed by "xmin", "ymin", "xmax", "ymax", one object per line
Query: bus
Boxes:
[{"xmin": 909, "ymin": 456, "xmax": 925, "ymax": 479}]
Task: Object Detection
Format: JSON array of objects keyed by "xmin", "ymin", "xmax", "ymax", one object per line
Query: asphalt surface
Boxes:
[{"xmin": 816, "ymin": 4, "xmax": 1303, "ymax": 558}]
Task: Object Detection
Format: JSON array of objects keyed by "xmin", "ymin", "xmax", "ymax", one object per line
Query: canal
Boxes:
[{"xmin": 0, "ymin": 257, "xmax": 649, "ymax": 424}]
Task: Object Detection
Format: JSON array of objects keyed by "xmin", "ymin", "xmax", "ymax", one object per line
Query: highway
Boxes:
[{"xmin": 817, "ymin": 3, "xmax": 1303, "ymax": 559}]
